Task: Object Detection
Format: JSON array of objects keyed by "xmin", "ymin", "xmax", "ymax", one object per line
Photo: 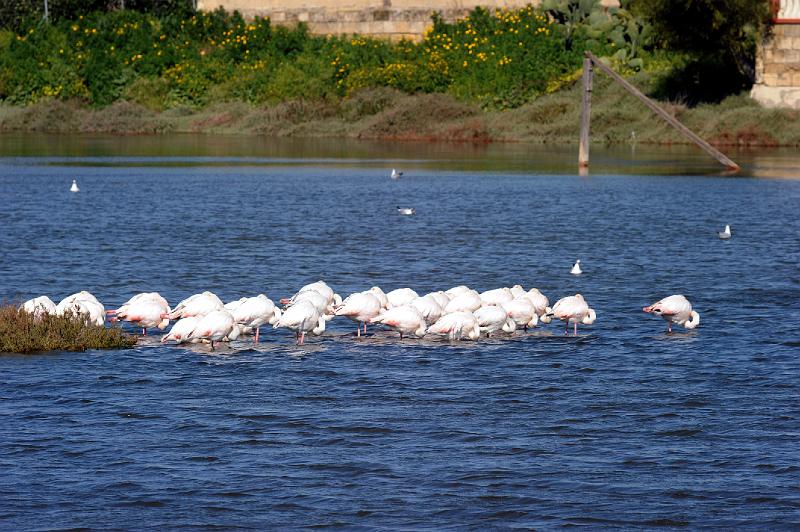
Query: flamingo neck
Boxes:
[{"xmin": 684, "ymin": 311, "xmax": 700, "ymax": 329}]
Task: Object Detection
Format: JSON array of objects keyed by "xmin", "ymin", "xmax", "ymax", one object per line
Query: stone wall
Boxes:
[
  {"xmin": 751, "ymin": 24, "xmax": 800, "ymax": 109},
  {"xmin": 197, "ymin": 0, "xmax": 617, "ymax": 41}
]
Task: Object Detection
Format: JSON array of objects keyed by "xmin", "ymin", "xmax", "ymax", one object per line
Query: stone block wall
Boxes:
[
  {"xmin": 197, "ymin": 0, "xmax": 618, "ymax": 41},
  {"xmin": 752, "ymin": 24, "xmax": 800, "ymax": 108}
]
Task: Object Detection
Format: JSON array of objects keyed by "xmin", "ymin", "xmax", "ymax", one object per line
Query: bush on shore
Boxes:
[
  {"xmin": 0, "ymin": 2, "xmax": 651, "ymax": 111},
  {"xmin": 0, "ymin": 305, "xmax": 137, "ymax": 354}
]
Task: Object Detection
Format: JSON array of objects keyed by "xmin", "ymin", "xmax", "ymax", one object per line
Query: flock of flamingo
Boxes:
[{"xmin": 19, "ymin": 280, "xmax": 700, "ymax": 348}]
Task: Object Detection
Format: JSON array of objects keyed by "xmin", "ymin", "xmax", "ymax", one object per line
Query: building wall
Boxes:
[
  {"xmin": 752, "ymin": 24, "xmax": 800, "ymax": 109},
  {"xmin": 197, "ymin": 0, "xmax": 617, "ymax": 41}
]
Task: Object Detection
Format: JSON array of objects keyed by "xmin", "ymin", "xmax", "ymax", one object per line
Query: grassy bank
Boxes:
[
  {"xmin": 0, "ymin": 305, "xmax": 136, "ymax": 354},
  {"xmin": 3, "ymin": 78, "xmax": 798, "ymax": 147},
  {"xmin": 1, "ymin": 4, "xmax": 796, "ymax": 147}
]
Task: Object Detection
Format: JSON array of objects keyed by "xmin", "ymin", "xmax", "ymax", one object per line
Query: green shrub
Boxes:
[
  {"xmin": 0, "ymin": 305, "xmax": 136, "ymax": 354},
  {"xmin": 0, "ymin": 4, "xmax": 663, "ymax": 110}
]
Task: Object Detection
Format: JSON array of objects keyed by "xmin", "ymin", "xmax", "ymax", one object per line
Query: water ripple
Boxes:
[{"xmin": 1, "ymin": 158, "xmax": 800, "ymax": 528}]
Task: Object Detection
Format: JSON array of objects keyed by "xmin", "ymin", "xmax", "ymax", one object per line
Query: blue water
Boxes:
[{"xmin": 1, "ymin": 139, "xmax": 800, "ymax": 528}]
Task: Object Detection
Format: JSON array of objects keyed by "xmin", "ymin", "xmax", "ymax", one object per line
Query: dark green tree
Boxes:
[
  {"xmin": 629, "ymin": 0, "xmax": 771, "ymax": 103},
  {"xmin": 0, "ymin": 0, "xmax": 195, "ymax": 30}
]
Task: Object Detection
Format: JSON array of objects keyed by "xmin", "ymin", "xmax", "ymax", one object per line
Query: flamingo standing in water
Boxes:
[
  {"xmin": 409, "ymin": 295, "xmax": 444, "ymax": 326},
  {"xmin": 427, "ymin": 311, "xmax": 481, "ymax": 340},
  {"xmin": 161, "ymin": 316, "xmax": 202, "ymax": 344},
  {"xmin": 186, "ymin": 310, "xmax": 240, "ymax": 350},
  {"xmin": 230, "ymin": 294, "xmax": 281, "ymax": 342},
  {"xmin": 525, "ymin": 288, "xmax": 552, "ymax": 323},
  {"xmin": 168, "ymin": 291, "xmax": 224, "ymax": 320},
  {"xmin": 368, "ymin": 286, "xmax": 389, "ymax": 309},
  {"xmin": 370, "ymin": 305, "xmax": 427, "ymax": 339},
  {"xmin": 643, "ymin": 295, "xmax": 700, "ymax": 332},
  {"xmin": 281, "ymin": 281, "xmax": 341, "ymax": 308},
  {"xmin": 286, "ymin": 290, "xmax": 336, "ymax": 322},
  {"xmin": 479, "ymin": 287, "xmax": 514, "ymax": 306},
  {"xmin": 424, "ymin": 291, "xmax": 451, "ymax": 310},
  {"xmin": 444, "ymin": 290, "xmax": 482, "ymax": 313},
  {"xmin": 109, "ymin": 292, "xmax": 170, "ymax": 335},
  {"xmin": 335, "ymin": 291, "xmax": 382, "ymax": 336},
  {"xmin": 501, "ymin": 297, "xmax": 539, "ymax": 331},
  {"xmin": 473, "ymin": 305, "xmax": 516, "ymax": 337},
  {"xmin": 547, "ymin": 294, "xmax": 596, "ymax": 336},
  {"xmin": 273, "ymin": 300, "xmax": 326, "ymax": 345},
  {"xmin": 385, "ymin": 288, "xmax": 419, "ymax": 309}
]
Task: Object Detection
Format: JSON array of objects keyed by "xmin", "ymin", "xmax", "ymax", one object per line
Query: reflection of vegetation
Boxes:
[
  {"xmin": 0, "ymin": 4, "xmax": 654, "ymax": 110},
  {"xmin": 0, "ymin": 305, "xmax": 137, "ymax": 354}
]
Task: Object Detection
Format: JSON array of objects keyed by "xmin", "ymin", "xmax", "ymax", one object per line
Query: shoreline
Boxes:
[{"xmin": 1, "ymin": 82, "xmax": 798, "ymax": 148}]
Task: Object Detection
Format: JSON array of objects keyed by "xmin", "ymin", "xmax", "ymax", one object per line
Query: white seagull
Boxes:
[
  {"xmin": 397, "ymin": 206, "xmax": 416, "ymax": 215},
  {"xmin": 391, "ymin": 168, "xmax": 403, "ymax": 179},
  {"xmin": 570, "ymin": 260, "xmax": 582, "ymax": 275},
  {"xmin": 70, "ymin": 179, "xmax": 79, "ymax": 193},
  {"xmin": 717, "ymin": 225, "xmax": 731, "ymax": 240}
]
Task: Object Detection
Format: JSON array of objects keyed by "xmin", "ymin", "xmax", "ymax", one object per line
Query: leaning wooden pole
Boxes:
[
  {"xmin": 579, "ymin": 56, "xmax": 593, "ymax": 168},
  {"xmin": 580, "ymin": 51, "xmax": 740, "ymax": 172}
]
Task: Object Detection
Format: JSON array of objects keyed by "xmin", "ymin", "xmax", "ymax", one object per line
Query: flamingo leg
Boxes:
[
  {"xmin": 255, "ymin": 327, "xmax": 260, "ymax": 343},
  {"xmin": 142, "ymin": 327, "xmax": 147, "ymax": 336},
  {"xmin": 573, "ymin": 322, "xmax": 578, "ymax": 336},
  {"xmin": 667, "ymin": 323, "xmax": 672, "ymax": 333},
  {"xmin": 357, "ymin": 324, "xmax": 361, "ymax": 338},
  {"xmin": 565, "ymin": 321, "xmax": 569, "ymax": 335},
  {"xmin": 210, "ymin": 340, "xmax": 215, "ymax": 351},
  {"xmin": 298, "ymin": 331, "xmax": 305, "ymax": 346},
  {"xmin": 363, "ymin": 322, "xmax": 367, "ymax": 335},
  {"xmin": 399, "ymin": 332, "xmax": 403, "ymax": 340}
]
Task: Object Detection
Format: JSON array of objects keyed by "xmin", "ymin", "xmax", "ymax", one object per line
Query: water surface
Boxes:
[{"xmin": 1, "ymin": 135, "xmax": 799, "ymax": 528}]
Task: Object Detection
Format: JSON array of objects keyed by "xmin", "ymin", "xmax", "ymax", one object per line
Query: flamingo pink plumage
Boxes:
[
  {"xmin": 643, "ymin": 294, "xmax": 699, "ymax": 332},
  {"xmin": 548, "ymin": 294, "xmax": 596, "ymax": 336},
  {"xmin": 335, "ymin": 291, "xmax": 382, "ymax": 336}
]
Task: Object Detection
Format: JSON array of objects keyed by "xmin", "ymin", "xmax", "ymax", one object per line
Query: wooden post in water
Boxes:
[
  {"xmin": 579, "ymin": 57, "xmax": 593, "ymax": 169},
  {"xmin": 579, "ymin": 51, "xmax": 740, "ymax": 172}
]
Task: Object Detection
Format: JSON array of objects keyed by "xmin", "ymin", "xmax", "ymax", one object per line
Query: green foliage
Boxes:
[
  {"xmin": 629, "ymin": 0, "xmax": 770, "ymax": 103},
  {"xmin": 0, "ymin": 304, "xmax": 136, "ymax": 354},
  {"xmin": 0, "ymin": 0, "xmax": 196, "ymax": 30},
  {"xmin": 0, "ymin": 4, "xmax": 657, "ymax": 110}
]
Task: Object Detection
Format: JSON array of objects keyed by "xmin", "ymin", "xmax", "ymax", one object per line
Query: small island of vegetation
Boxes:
[{"xmin": 0, "ymin": 304, "xmax": 136, "ymax": 354}]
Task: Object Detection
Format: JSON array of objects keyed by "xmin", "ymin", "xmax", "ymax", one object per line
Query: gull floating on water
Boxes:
[
  {"xmin": 717, "ymin": 225, "xmax": 731, "ymax": 240},
  {"xmin": 70, "ymin": 179, "xmax": 79, "ymax": 193},
  {"xmin": 391, "ymin": 168, "xmax": 403, "ymax": 179},
  {"xmin": 570, "ymin": 259, "xmax": 582, "ymax": 275},
  {"xmin": 397, "ymin": 206, "xmax": 416, "ymax": 215}
]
